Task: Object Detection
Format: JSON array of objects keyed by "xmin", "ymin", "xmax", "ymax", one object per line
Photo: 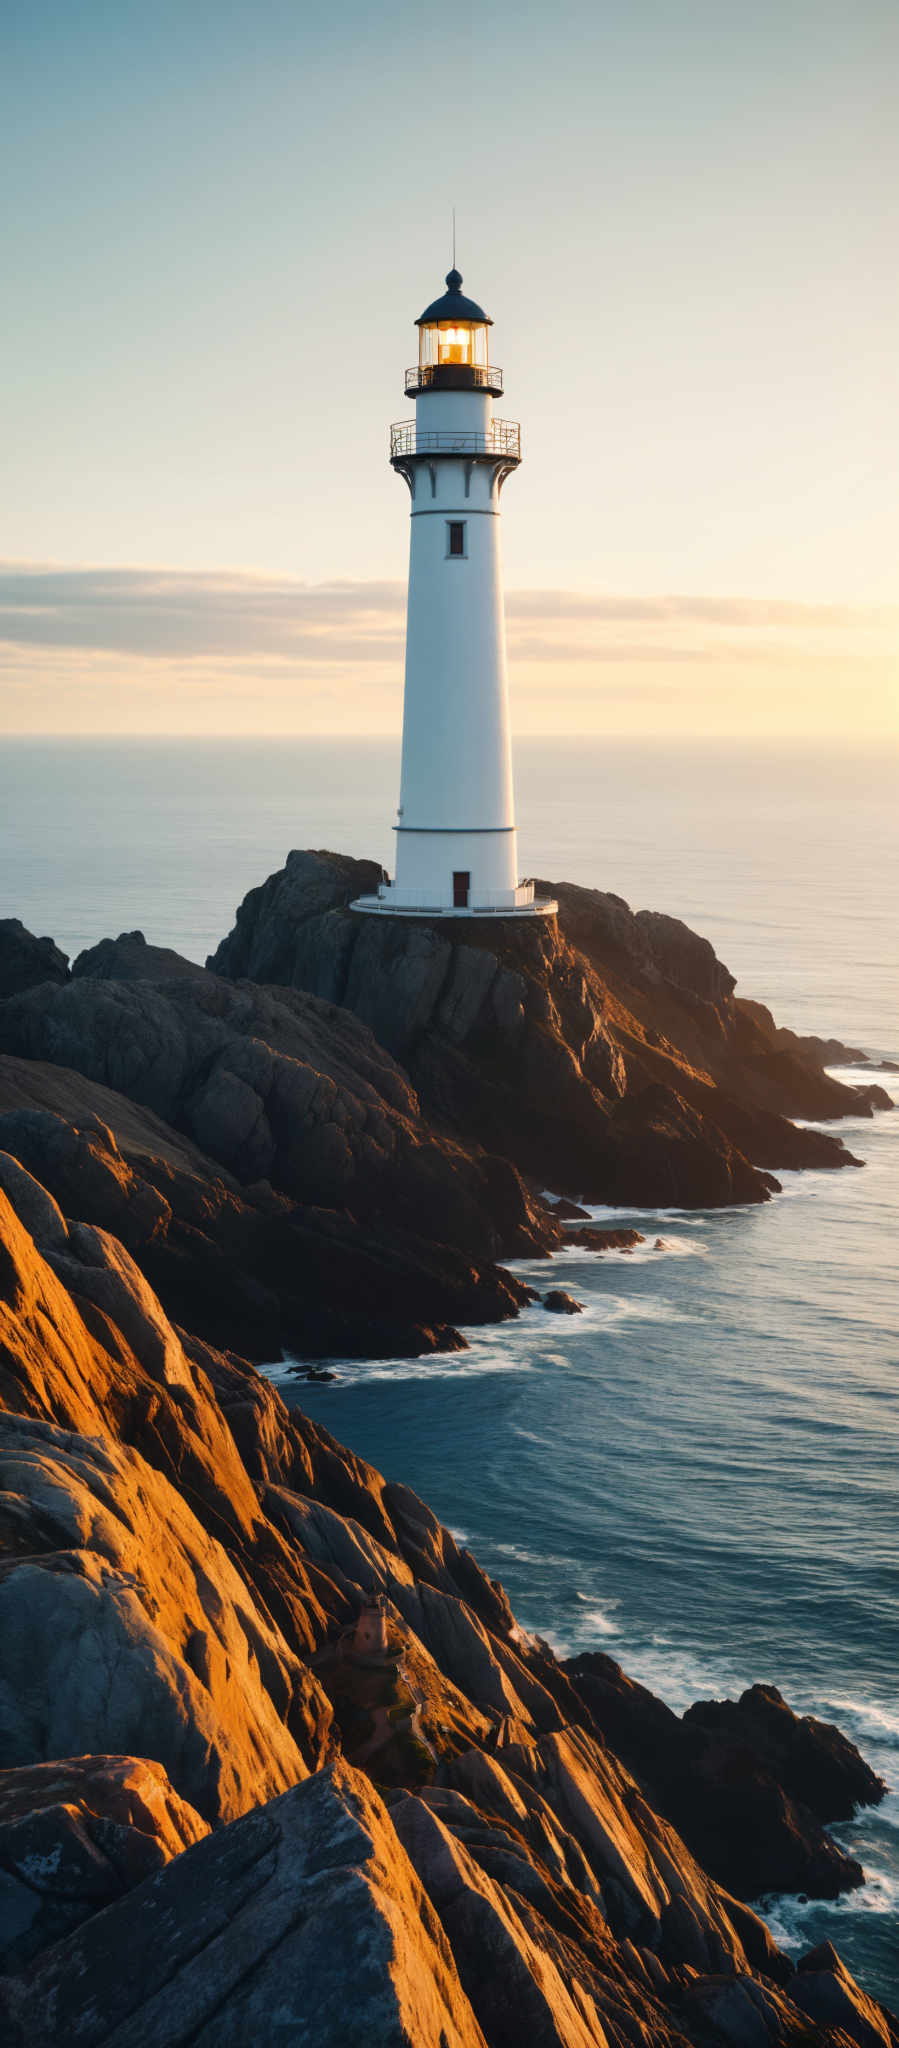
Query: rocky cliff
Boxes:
[
  {"xmin": 207, "ymin": 851, "xmax": 891, "ymax": 1208},
  {"xmin": 0, "ymin": 859, "xmax": 891, "ymax": 1368},
  {"xmin": 0, "ymin": 1161, "xmax": 893, "ymax": 2046}
]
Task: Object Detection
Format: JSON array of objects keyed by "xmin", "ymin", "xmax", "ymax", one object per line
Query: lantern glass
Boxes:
[{"xmin": 418, "ymin": 321, "xmax": 489, "ymax": 371}]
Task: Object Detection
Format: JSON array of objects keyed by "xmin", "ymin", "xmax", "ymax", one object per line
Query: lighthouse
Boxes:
[{"xmin": 353, "ymin": 268, "xmax": 555, "ymax": 919}]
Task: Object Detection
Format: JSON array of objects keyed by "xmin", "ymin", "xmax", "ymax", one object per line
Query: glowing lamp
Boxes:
[{"xmin": 415, "ymin": 269, "xmax": 492, "ymax": 378}]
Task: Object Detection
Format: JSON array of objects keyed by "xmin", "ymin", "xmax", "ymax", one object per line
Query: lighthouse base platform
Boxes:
[{"xmin": 350, "ymin": 880, "xmax": 558, "ymax": 919}]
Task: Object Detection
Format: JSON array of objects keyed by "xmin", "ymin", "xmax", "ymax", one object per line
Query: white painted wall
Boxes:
[{"xmin": 392, "ymin": 382, "xmax": 519, "ymax": 910}]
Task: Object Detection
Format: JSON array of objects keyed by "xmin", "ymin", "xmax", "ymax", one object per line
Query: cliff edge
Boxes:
[{"xmin": 0, "ymin": 1159, "xmax": 893, "ymax": 2047}]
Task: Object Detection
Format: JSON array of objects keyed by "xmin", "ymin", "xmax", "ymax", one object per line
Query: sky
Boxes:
[{"xmin": 1, "ymin": 0, "xmax": 897, "ymax": 737}]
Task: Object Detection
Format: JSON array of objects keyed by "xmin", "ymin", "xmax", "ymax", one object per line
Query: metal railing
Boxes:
[
  {"xmin": 405, "ymin": 364, "xmax": 503, "ymax": 395},
  {"xmin": 390, "ymin": 420, "xmax": 521, "ymax": 461},
  {"xmin": 352, "ymin": 894, "xmax": 558, "ymax": 918}
]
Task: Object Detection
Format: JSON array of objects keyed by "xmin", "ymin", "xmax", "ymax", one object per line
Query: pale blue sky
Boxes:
[{"xmin": 2, "ymin": 0, "xmax": 897, "ymax": 732}]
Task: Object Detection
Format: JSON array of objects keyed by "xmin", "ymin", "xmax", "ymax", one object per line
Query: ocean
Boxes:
[{"xmin": 2, "ymin": 734, "xmax": 897, "ymax": 2001}]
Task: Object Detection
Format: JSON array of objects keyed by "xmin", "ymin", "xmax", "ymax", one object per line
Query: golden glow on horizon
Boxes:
[{"xmin": 2, "ymin": 570, "xmax": 895, "ymax": 739}]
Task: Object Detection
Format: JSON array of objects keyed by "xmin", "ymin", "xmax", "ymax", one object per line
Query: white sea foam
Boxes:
[
  {"xmin": 822, "ymin": 1697, "xmax": 899, "ymax": 1748},
  {"xmin": 572, "ymin": 1603, "xmax": 621, "ymax": 1638},
  {"xmin": 525, "ymin": 1235, "xmax": 708, "ymax": 1266},
  {"xmin": 332, "ymin": 1352, "xmax": 533, "ymax": 1385},
  {"xmin": 759, "ymin": 1865, "xmax": 899, "ymax": 1955},
  {"xmin": 266, "ymin": 1342, "xmax": 536, "ymax": 1388},
  {"xmin": 492, "ymin": 1541, "xmax": 579, "ymax": 1569}
]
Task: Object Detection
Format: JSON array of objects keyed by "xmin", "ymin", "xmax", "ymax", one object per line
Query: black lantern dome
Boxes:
[{"xmin": 415, "ymin": 269, "xmax": 492, "ymax": 328}]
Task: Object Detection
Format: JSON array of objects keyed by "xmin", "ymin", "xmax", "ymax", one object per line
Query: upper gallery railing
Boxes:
[{"xmin": 390, "ymin": 420, "xmax": 521, "ymax": 461}]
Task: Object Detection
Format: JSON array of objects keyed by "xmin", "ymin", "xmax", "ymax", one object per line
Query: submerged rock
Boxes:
[
  {"xmin": 565, "ymin": 1225, "xmax": 645, "ymax": 1251},
  {"xmin": 542, "ymin": 1289, "xmax": 584, "ymax": 1314}
]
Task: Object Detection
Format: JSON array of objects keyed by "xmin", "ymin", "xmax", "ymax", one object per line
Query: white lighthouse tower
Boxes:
[{"xmin": 353, "ymin": 267, "xmax": 555, "ymax": 919}]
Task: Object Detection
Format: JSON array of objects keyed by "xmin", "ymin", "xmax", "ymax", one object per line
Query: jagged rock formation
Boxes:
[
  {"xmin": 72, "ymin": 927, "xmax": 216, "ymax": 984},
  {"xmin": 0, "ymin": 1155, "xmax": 894, "ymax": 2047},
  {"xmin": 736, "ymin": 998, "xmax": 875, "ymax": 1073},
  {"xmin": 0, "ymin": 1756, "xmax": 209, "ymax": 1970},
  {"xmin": 0, "ymin": 920, "xmax": 68, "ymax": 999},
  {"xmin": 0, "ymin": 971, "xmax": 550, "ymax": 1358},
  {"xmin": 565, "ymin": 1654, "xmax": 883, "ymax": 1901},
  {"xmin": 208, "ymin": 852, "xmax": 891, "ymax": 1208},
  {"xmin": 0, "ymin": 870, "xmax": 891, "ymax": 1364}
]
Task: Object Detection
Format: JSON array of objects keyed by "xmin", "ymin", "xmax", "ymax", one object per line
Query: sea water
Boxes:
[{"xmin": 1, "ymin": 735, "xmax": 897, "ymax": 2000}]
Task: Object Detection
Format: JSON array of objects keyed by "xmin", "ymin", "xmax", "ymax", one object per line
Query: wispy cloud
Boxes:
[
  {"xmin": 0, "ymin": 564, "xmax": 895, "ymax": 737},
  {"xmin": 1, "ymin": 564, "xmax": 895, "ymax": 664}
]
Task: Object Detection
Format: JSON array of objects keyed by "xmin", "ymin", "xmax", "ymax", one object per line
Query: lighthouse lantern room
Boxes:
[{"xmin": 352, "ymin": 268, "xmax": 557, "ymax": 919}]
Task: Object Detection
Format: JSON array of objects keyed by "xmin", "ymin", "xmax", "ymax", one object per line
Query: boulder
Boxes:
[
  {"xmin": 0, "ymin": 1755, "xmax": 208, "ymax": 1969},
  {"xmin": 564, "ymin": 1226, "xmax": 644, "ymax": 1251},
  {"xmin": 542, "ymin": 1289, "xmax": 584, "ymax": 1314}
]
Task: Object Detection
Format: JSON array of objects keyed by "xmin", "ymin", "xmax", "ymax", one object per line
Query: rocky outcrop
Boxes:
[
  {"xmin": 0, "ymin": 1158, "xmax": 895, "ymax": 2048},
  {"xmin": 0, "ymin": 969, "xmax": 551, "ymax": 1357},
  {"xmin": 0, "ymin": 919, "xmax": 68, "ymax": 998},
  {"xmin": 0, "ymin": 1764, "xmax": 489, "ymax": 2048},
  {"xmin": 737, "ymin": 998, "xmax": 872, "ymax": 1072},
  {"xmin": 565, "ymin": 1226, "xmax": 644, "ymax": 1250},
  {"xmin": 72, "ymin": 927, "xmax": 215, "ymax": 983},
  {"xmin": 564, "ymin": 1656, "xmax": 885, "ymax": 1901},
  {"xmin": 1, "ymin": 866, "xmax": 890, "ymax": 1365},
  {"xmin": 208, "ymin": 848, "xmax": 385, "ymax": 986},
  {"xmin": 0, "ymin": 1756, "xmax": 208, "ymax": 1970},
  {"xmin": 792, "ymin": 1940, "xmax": 896, "ymax": 2048},
  {"xmin": 542, "ymin": 1289, "xmax": 583, "ymax": 1314},
  {"xmin": 207, "ymin": 852, "xmax": 889, "ymax": 1210}
]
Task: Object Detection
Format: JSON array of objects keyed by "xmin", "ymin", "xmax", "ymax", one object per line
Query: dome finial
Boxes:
[{"xmin": 446, "ymin": 266, "xmax": 463, "ymax": 291}]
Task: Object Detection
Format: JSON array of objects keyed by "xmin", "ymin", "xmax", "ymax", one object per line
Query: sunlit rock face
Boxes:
[
  {"xmin": 0, "ymin": 1756, "xmax": 209, "ymax": 1971},
  {"xmin": 565, "ymin": 1654, "xmax": 882, "ymax": 1901},
  {"xmin": 0, "ymin": 1157, "xmax": 894, "ymax": 2047},
  {"xmin": 0, "ymin": 1765, "xmax": 490, "ymax": 2048}
]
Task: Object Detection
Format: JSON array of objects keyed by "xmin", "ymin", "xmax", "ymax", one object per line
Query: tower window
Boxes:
[{"xmin": 447, "ymin": 521, "xmax": 466, "ymax": 558}]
